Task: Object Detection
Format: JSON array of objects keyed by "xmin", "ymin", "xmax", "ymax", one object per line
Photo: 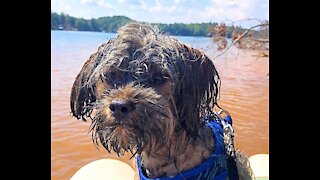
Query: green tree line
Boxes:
[
  {"xmin": 51, "ymin": 12, "xmax": 241, "ymax": 37},
  {"xmin": 51, "ymin": 12, "xmax": 132, "ymax": 32}
]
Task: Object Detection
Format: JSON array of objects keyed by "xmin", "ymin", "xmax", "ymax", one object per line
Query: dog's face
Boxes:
[{"xmin": 70, "ymin": 22, "xmax": 220, "ymax": 157}]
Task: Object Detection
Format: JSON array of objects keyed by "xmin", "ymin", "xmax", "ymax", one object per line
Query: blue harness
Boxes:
[{"xmin": 136, "ymin": 118, "xmax": 233, "ymax": 180}]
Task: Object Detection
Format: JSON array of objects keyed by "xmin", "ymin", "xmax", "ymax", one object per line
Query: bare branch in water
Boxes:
[{"xmin": 210, "ymin": 19, "xmax": 269, "ymax": 60}]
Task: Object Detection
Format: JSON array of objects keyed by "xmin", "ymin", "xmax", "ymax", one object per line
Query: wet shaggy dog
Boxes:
[{"xmin": 70, "ymin": 22, "xmax": 252, "ymax": 179}]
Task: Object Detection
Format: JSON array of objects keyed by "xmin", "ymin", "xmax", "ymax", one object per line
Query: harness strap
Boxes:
[
  {"xmin": 220, "ymin": 115, "xmax": 239, "ymax": 180},
  {"xmin": 214, "ymin": 171, "xmax": 228, "ymax": 180}
]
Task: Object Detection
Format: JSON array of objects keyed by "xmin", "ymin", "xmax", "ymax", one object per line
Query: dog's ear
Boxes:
[
  {"xmin": 174, "ymin": 44, "xmax": 220, "ymax": 137},
  {"xmin": 70, "ymin": 42, "xmax": 111, "ymax": 120}
]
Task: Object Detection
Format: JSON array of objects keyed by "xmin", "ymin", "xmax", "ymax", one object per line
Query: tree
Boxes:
[
  {"xmin": 90, "ymin": 19, "xmax": 100, "ymax": 31},
  {"xmin": 75, "ymin": 19, "xmax": 90, "ymax": 31},
  {"xmin": 51, "ymin": 12, "xmax": 60, "ymax": 29},
  {"xmin": 59, "ymin": 13, "xmax": 66, "ymax": 27}
]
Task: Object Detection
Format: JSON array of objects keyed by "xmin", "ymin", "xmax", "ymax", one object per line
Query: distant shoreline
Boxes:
[
  {"xmin": 50, "ymin": 29, "xmax": 215, "ymax": 38},
  {"xmin": 51, "ymin": 12, "xmax": 244, "ymax": 38}
]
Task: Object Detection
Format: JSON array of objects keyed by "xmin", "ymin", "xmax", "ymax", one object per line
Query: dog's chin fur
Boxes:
[
  {"xmin": 140, "ymin": 125, "xmax": 215, "ymax": 178},
  {"xmin": 70, "ymin": 22, "xmax": 253, "ymax": 179}
]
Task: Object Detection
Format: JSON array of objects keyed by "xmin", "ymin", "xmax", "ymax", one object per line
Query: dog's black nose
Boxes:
[{"xmin": 109, "ymin": 99, "xmax": 135, "ymax": 115}]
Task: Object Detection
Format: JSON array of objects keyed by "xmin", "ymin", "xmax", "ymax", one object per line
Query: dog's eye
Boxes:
[
  {"xmin": 109, "ymin": 71, "xmax": 116, "ymax": 78},
  {"xmin": 152, "ymin": 73, "xmax": 167, "ymax": 85},
  {"xmin": 105, "ymin": 71, "xmax": 117, "ymax": 85}
]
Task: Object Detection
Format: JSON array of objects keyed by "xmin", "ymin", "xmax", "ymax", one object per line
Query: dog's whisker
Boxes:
[
  {"xmin": 91, "ymin": 131, "xmax": 100, "ymax": 149},
  {"xmin": 129, "ymin": 147, "xmax": 139, "ymax": 159},
  {"xmin": 88, "ymin": 120, "xmax": 97, "ymax": 132},
  {"xmin": 145, "ymin": 100, "xmax": 162, "ymax": 108},
  {"xmin": 129, "ymin": 147, "xmax": 134, "ymax": 155},
  {"xmin": 101, "ymin": 140, "xmax": 110, "ymax": 153}
]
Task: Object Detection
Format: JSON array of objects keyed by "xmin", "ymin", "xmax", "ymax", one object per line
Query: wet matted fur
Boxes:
[{"xmin": 70, "ymin": 22, "xmax": 253, "ymax": 179}]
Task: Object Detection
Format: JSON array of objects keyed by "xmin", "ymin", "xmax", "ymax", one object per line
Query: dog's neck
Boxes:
[{"xmin": 140, "ymin": 125, "xmax": 215, "ymax": 178}]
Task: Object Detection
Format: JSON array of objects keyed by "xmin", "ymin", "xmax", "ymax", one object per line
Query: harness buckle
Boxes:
[
  {"xmin": 220, "ymin": 119, "xmax": 234, "ymax": 133},
  {"xmin": 214, "ymin": 109, "xmax": 236, "ymax": 158},
  {"xmin": 215, "ymin": 110, "xmax": 234, "ymax": 132}
]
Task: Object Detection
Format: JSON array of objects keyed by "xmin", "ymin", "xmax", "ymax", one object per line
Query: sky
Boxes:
[{"xmin": 51, "ymin": 0, "xmax": 269, "ymax": 25}]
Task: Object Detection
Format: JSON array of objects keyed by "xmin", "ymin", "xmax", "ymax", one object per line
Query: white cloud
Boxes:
[
  {"xmin": 201, "ymin": 0, "xmax": 257, "ymax": 22},
  {"xmin": 212, "ymin": 0, "xmax": 237, "ymax": 7},
  {"xmin": 173, "ymin": 0, "xmax": 192, "ymax": 4},
  {"xmin": 97, "ymin": 0, "xmax": 112, "ymax": 8},
  {"xmin": 80, "ymin": 0, "xmax": 94, "ymax": 4},
  {"xmin": 79, "ymin": 0, "xmax": 113, "ymax": 9},
  {"xmin": 119, "ymin": 0, "xmax": 144, "ymax": 6},
  {"xmin": 149, "ymin": 0, "xmax": 165, "ymax": 13},
  {"xmin": 139, "ymin": 0, "xmax": 178, "ymax": 14},
  {"xmin": 51, "ymin": 0, "xmax": 72, "ymax": 14}
]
